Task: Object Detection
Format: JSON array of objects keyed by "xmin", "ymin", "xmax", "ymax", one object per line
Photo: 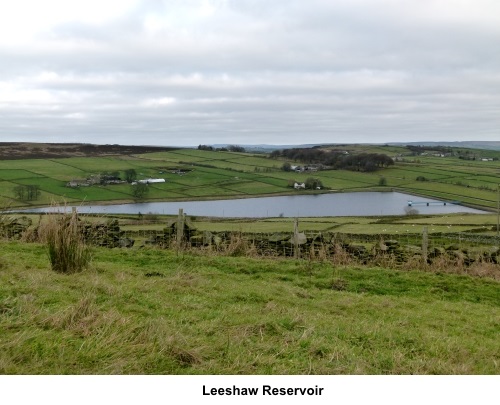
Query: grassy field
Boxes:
[
  {"xmin": 117, "ymin": 212, "xmax": 500, "ymax": 234},
  {"xmin": 1, "ymin": 240, "xmax": 498, "ymax": 374},
  {"xmin": 0, "ymin": 144, "xmax": 499, "ymax": 211}
]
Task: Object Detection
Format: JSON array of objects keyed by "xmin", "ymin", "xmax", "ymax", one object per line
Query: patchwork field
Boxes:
[{"xmin": 0, "ymin": 144, "xmax": 499, "ymax": 213}]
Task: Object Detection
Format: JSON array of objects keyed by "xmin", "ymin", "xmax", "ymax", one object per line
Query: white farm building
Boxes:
[{"xmin": 135, "ymin": 178, "xmax": 166, "ymax": 184}]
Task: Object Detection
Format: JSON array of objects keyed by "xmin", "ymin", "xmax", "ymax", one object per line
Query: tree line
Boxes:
[
  {"xmin": 13, "ymin": 185, "xmax": 41, "ymax": 201},
  {"xmin": 198, "ymin": 145, "xmax": 246, "ymax": 153},
  {"xmin": 271, "ymin": 148, "xmax": 394, "ymax": 172}
]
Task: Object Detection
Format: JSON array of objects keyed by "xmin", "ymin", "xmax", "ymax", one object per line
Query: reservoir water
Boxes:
[{"xmin": 21, "ymin": 192, "xmax": 486, "ymax": 217}]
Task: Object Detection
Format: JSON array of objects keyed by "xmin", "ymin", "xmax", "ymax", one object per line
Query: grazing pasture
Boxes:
[{"xmin": 0, "ymin": 143, "xmax": 498, "ymax": 212}]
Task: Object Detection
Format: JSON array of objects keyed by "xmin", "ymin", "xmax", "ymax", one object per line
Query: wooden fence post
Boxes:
[
  {"xmin": 294, "ymin": 217, "xmax": 299, "ymax": 259},
  {"xmin": 177, "ymin": 208, "xmax": 184, "ymax": 250},
  {"xmin": 422, "ymin": 226, "xmax": 428, "ymax": 264}
]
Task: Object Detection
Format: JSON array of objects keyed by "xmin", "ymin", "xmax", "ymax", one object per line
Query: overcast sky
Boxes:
[{"xmin": 1, "ymin": 0, "xmax": 499, "ymax": 147}]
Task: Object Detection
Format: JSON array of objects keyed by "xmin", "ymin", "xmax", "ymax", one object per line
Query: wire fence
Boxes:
[
  {"xmin": 123, "ymin": 224, "xmax": 500, "ymax": 265},
  {"xmin": 2, "ymin": 211, "xmax": 499, "ymax": 266}
]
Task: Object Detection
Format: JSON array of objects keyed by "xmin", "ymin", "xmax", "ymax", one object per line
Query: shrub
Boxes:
[
  {"xmin": 40, "ymin": 209, "xmax": 92, "ymax": 274},
  {"xmin": 224, "ymin": 232, "xmax": 256, "ymax": 257},
  {"xmin": 131, "ymin": 182, "xmax": 149, "ymax": 199},
  {"xmin": 305, "ymin": 177, "xmax": 323, "ymax": 190},
  {"xmin": 404, "ymin": 206, "xmax": 419, "ymax": 216}
]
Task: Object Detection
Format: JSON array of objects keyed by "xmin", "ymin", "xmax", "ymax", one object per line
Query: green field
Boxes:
[
  {"xmin": 110, "ymin": 212, "xmax": 498, "ymax": 235},
  {"xmin": 1, "ymin": 240, "xmax": 498, "ymax": 374},
  {"xmin": 1, "ymin": 144, "xmax": 499, "ymax": 212}
]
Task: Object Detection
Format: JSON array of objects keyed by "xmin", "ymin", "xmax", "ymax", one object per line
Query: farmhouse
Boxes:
[
  {"xmin": 66, "ymin": 179, "xmax": 90, "ymax": 188},
  {"xmin": 66, "ymin": 174, "xmax": 127, "ymax": 188}
]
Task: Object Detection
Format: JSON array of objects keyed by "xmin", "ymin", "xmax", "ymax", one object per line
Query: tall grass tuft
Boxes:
[
  {"xmin": 223, "ymin": 232, "xmax": 256, "ymax": 257},
  {"xmin": 0, "ymin": 199, "xmax": 12, "ymax": 239},
  {"xmin": 331, "ymin": 243, "xmax": 355, "ymax": 267},
  {"xmin": 40, "ymin": 208, "xmax": 92, "ymax": 274}
]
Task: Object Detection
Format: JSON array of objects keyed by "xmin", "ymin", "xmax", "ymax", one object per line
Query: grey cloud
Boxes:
[{"xmin": 1, "ymin": 0, "xmax": 499, "ymax": 145}]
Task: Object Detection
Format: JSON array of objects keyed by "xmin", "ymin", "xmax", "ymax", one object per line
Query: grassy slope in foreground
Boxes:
[{"xmin": 0, "ymin": 241, "xmax": 498, "ymax": 374}]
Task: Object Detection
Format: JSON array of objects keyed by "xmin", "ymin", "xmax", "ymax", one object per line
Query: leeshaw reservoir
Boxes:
[{"xmin": 25, "ymin": 192, "xmax": 486, "ymax": 217}]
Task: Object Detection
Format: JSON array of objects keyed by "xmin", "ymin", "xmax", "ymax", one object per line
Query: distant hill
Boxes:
[
  {"xmin": 212, "ymin": 141, "xmax": 500, "ymax": 152},
  {"xmin": 210, "ymin": 143, "xmax": 323, "ymax": 152},
  {"xmin": 389, "ymin": 141, "xmax": 500, "ymax": 151}
]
